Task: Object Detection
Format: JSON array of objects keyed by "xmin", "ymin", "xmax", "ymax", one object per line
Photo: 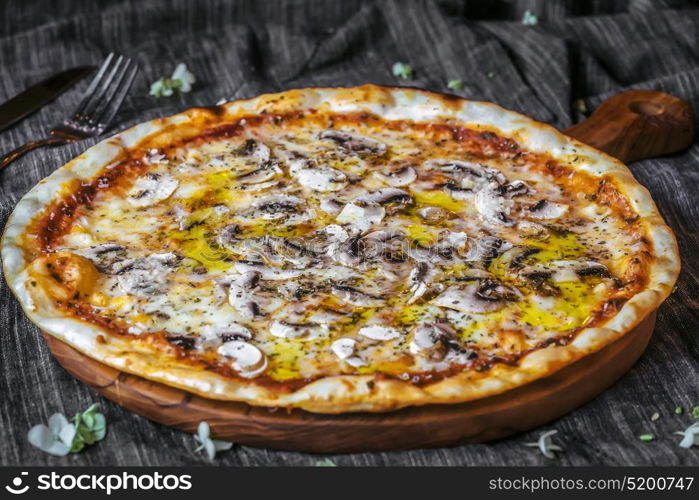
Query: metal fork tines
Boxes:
[
  {"xmin": 0, "ymin": 53, "xmax": 138, "ymax": 170},
  {"xmin": 53, "ymin": 53, "xmax": 138, "ymax": 139}
]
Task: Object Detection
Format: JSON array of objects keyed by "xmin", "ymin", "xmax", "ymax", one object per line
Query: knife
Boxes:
[{"xmin": 0, "ymin": 66, "xmax": 95, "ymax": 133}]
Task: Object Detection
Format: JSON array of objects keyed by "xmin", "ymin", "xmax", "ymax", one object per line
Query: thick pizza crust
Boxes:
[{"xmin": 1, "ymin": 85, "xmax": 680, "ymax": 413}]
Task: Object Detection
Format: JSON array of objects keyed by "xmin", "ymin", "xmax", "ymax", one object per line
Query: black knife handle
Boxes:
[{"xmin": 0, "ymin": 136, "xmax": 68, "ymax": 172}]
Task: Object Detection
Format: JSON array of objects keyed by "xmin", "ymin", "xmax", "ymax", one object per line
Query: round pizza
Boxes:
[{"xmin": 1, "ymin": 85, "xmax": 679, "ymax": 413}]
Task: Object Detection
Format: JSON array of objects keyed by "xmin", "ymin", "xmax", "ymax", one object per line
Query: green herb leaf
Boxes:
[
  {"xmin": 675, "ymin": 407, "xmax": 683, "ymax": 415},
  {"xmin": 193, "ymin": 421, "xmax": 232, "ymax": 459},
  {"xmin": 150, "ymin": 63, "xmax": 196, "ymax": 98},
  {"xmin": 692, "ymin": 406, "xmax": 699, "ymax": 419},
  {"xmin": 315, "ymin": 459, "xmax": 337, "ymax": 467},
  {"xmin": 521, "ymin": 10, "xmax": 538, "ymax": 26},
  {"xmin": 392, "ymin": 62, "xmax": 413, "ymax": 80},
  {"xmin": 447, "ymin": 79, "xmax": 464, "ymax": 91},
  {"xmin": 639, "ymin": 434, "xmax": 655, "ymax": 442}
]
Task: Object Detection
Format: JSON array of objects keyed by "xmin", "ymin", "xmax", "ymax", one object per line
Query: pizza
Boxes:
[{"xmin": 1, "ymin": 85, "xmax": 679, "ymax": 413}]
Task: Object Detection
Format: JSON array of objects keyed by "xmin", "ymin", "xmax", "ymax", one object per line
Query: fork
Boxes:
[{"xmin": 0, "ymin": 53, "xmax": 138, "ymax": 171}]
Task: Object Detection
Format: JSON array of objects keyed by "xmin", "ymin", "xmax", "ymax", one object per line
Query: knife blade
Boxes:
[{"xmin": 0, "ymin": 66, "xmax": 95, "ymax": 133}]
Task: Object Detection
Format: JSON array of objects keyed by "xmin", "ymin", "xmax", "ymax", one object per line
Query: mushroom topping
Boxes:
[
  {"xmin": 432, "ymin": 230, "xmax": 469, "ymax": 258},
  {"xmin": 306, "ymin": 224, "xmax": 350, "ymax": 256},
  {"xmin": 217, "ymin": 224, "xmax": 242, "ymax": 252},
  {"xmin": 417, "ymin": 206, "xmax": 448, "ymax": 223},
  {"xmin": 474, "ymin": 182, "xmax": 514, "ymax": 226},
  {"xmin": 330, "ymin": 338, "xmax": 367, "ymax": 367},
  {"xmin": 217, "ymin": 340, "xmax": 267, "ymax": 378},
  {"xmin": 252, "ymin": 195, "xmax": 305, "ymax": 220},
  {"xmin": 236, "ymin": 161, "xmax": 281, "ymax": 184},
  {"xmin": 227, "ymin": 270, "xmax": 263, "ymax": 319},
  {"xmin": 462, "ymin": 235, "xmax": 511, "ymax": 263},
  {"xmin": 410, "ymin": 324, "xmax": 449, "ymax": 361},
  {"xmin": 528, "ymin": 200, "xmax": 569, "ymax": 219},
  {"xmin": 426, "ymin": 160, "xmax": 506, "ymax": 188},
  {"xmin": 379, "ymin": 165, "xmax": 417, "ymax": 187},
  {"xmin": 503, "ymin": 179, "xmax": 530, "ymax": 197},
  {"xmin": 320, "ymin": 130, "xmax": 387, "ymax": 156},
  {"xmin": 199, "ymin": 323, "xmax": 253, "ymax": 346},
  {"xmin": 127, "ymin": 172, "xmax": 179, "ymax": 207},
  {"xmin": 517, "ymin": 221, "xmax": 549, "ymax": 239},
  {"xmin": 290, "ymin": 163, "xmax": 348, "ymax": 192},
  {"xmin": 232, "ymin": 260, "xmax": 303, "ymax": 280},
  {"xmin": 319, "ymin": 198, "xmax": 344, "ymax": 215},
  {"xmin": 356, "ymin": 188, "xmax": 413, "ymax": 214},
  {"xmin": 358, "ymin": 325, "xmax": 401, "ymax": 341},
  {"xmin": 240, "ymin": 138, "xmax": 271, "ymax": 163},
  {"xmin": 521, "ymin": 260, "xmax": 609, "ymax": 283},
  {"xmin": 331, "ymin": 285, "xmax": 385, "ymax": 307},
  {"xmin": 407, "ymin": 262, "xmax": 439, "ymax": 304},
  {"xmin": 476, "ymin": 279, "xmax": 523, "ymax": 301},
  {"xmin": 270, "ymin": 320, "xmax": 327, "ymax": 340},
  {"xmin": 72, "ymin": 243, "xmax": 126, "ymax": 273},
  {"xmin": 359, "ymin": 230, "xmax": 405, "ymax": 261},
  {"xmin": 113, "ymin": 253, "xmax": 181, "ymax": 297},
  {"xmin": 335, "ymin": 203, "xmax": 385, "ymax": 232},
  {"xmin": 433, "ymin": 281, "xmax": 520, "ymax": 313}
]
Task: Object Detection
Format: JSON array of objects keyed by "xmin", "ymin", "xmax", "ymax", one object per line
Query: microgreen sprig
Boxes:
[
  {"xmin": 193, "ymin": 421, "xmax": 233, "ymax": 460},
  {"xmin": 150, "ymin": 63, "xmax": 196, "ymax": 98},
  {"xmin": 392, "ymin": 62, "xmax": 414, "ymax": 80},
  {"xmin": 674, "ymin": 422, "xmax": 699, "ymax": 448},
  {"xmin": 27, "ymin": 403, "xmax": 107, "ymax": 456},
  {"xmin": 525, "ymin": 430, "xmax": 563, "ymax": 459}
]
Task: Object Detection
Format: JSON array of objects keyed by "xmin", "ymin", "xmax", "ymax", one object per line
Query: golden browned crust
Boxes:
[{"xmin": 1, "ymin": 85, "xmax": 680, "ymax": 413}]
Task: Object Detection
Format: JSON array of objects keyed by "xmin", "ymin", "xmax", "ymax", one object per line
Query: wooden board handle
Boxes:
[{"xmin": 564, "ymin": 90, "xmax": 694, "ymax": 164}]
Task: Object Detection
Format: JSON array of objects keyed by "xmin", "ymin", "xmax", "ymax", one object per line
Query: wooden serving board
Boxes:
[{"xmin": 43, "ymin": 90, "xmax": 693, "ymax": 453}]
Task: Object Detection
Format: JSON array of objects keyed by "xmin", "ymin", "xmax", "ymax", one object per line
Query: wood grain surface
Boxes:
[{"xmin": 39, "ymin": 89, "xmax": 693, "ymax": 452}]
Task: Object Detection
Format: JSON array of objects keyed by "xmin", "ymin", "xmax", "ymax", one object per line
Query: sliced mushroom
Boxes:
[
  {"xmin": 359, "ymin": 230, "xmax": 405, "ymax": 261},
  {"xmin": 433, "ymin": 281, "xmax": 520, "ymax": 313},
  {"xmin": 240, "ymin": 138, "xmax": 271, "ymax": 163},
  {"xmin": 236, "ymin": 161, "xmax": 281, "ymax": 184},
  {"xmin": 380, "ymin": 165, "xmax": 417, "ymax": 187},
  {"xmin": 407, "ymin": 262, "xmax": 439, "ymax": 304},
  {"xmin": 502, "ymin": 179, "xmax": 530, "ymax": 197},
  {"xmin": 356, "ymin": 188, "xmax": 413, "ymax": 214},
  {"xmin": 252, "ymin": 195, "xmax": 305, "ymax": 220},
  {"xmin": 409, "ymin": 324, "xmax": 453, "ymax": 361},
  {"xmin": 521, "ymin": 260, "xmax": 609, "ymax": 283},
  {"xmin": 270, "ymin": 320, "xmax": 327, "ymax": 340},
  {"xmin": 320, "ymin": 130, "xmax": 387, "ymax": 156},
  {"xmin": 517, "ymin": 221, "xmax": 549, "ymax": 239},
  {"xmin": 331, "ymin": 285, "xmax": 385, "ymax": 307},
  {"xmin": 462, "ymin": 235, "xmax": 511, "ymax": 263},
  {"xmin": 330, "ymin": 338, "xmax": 367, "ymax": 367},
  {"xmin": 217, "ymin": 224, "xmax": 242, "ymax": 252},
  {"xmin": 232, "ymin": 260, "xmax": 303, "ymax": 280},
  {"xmin": 417, "ymin": 206, "xmax": 448, "ymax": 223},
  {"xmin": 528, "ymin": 200, "xmax": 569, "ymax": 219},
  {"xmin": 319, "ymin": 198, "xmax": 344, "ymax": 215},
  {"xmin": 218, "ymin": 340, "xmax": 268, "ymax": 378},
  {"xmin": 476, "ymin": 279, "xmax": 523, "ymax": 301},
  {"xmin": 474, "ymin": 182, "xmax": 514, "ymax": 226},
  {"xmin": 426, "ymin": 159, "xmax": 506, "ymax": 188},
  {"xmin": 335, "ymin": 202, "xmax": 386, "ymax": 232},
  {"xmin": 358, "ymin": 325, "xmax": 401, "ymax": 341},
  {"xmin": 291, "ymin": 164, "xmax": 348, "ymax": 192},
  {"xmin": 113, "ymin": 253, "xmax": 181, "ymax": 297},
  {"xmin": 199, "ymin": 323, "xmax": 253, "ymax": 346},
  {"xmin": 127, "ymin": 172, "xmax": 179, "ymax": 207},
  {"xmin": 72, "ymin": 243, "xmax": 127, "ymax": 273},
  {"xmin": 227, "ymin": 270, "xmax": 263, "ymax": 319}
]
